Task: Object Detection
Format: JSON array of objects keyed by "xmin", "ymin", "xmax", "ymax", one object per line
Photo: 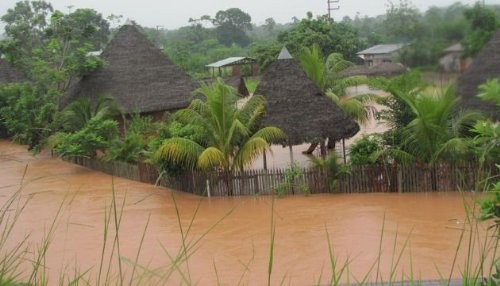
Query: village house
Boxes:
[
  {"xmin": 439, "ymin": 43, "xmax": 471, "ymax": 73},
  {"xmin": 357, "ymin": 43, "xmax": 405, "ymax": 66},
  {"xmin": 63, "ymin": 24, "xmax": 198, "ymax": 120}
]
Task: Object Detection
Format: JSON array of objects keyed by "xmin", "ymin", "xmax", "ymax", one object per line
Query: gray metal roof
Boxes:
[
  {"xmin": 206, "ymin": 57, "xmax": 256, "ymax": 68},
  {"xmin": 443, "ymin": 43, "xmax": 463, "ymax": 53},
  {"xmin": 278, "ymin": 46, "xmax": 293, "ymax": 60},
  {"xmin": 357, "ymin": 44, "xmax": 405, "ymax": 55}
]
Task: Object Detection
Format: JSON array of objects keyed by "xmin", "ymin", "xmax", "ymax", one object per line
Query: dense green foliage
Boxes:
[
  {"xmin": 154, "ymin": 79, "xmax": 286, "ymax": 193},
  {"xmin": 1, "ymin": 1, "xmax": 109, "ymax": 90},
  {"xmin": 349, "ymin": 135, "xmax": 383, "ymax": 165},
  {"xmin": 49, "ymin": 115, "xmax": 118, "ymax": 158},
  {"xmin": 0, "ymin": 83, "xmax": 58, "ymax": 151}
]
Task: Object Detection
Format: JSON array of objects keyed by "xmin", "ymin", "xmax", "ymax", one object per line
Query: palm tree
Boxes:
[
  {"xmin": 299, "ymin": 45, "xmax": 375, "ymax": 158},
  {"xmin": 399, "ymin": 87, "xmax": 483, "ymax": 164},
  {"xmin": 155, "ymin": 79, "xmax": 286, "ymax": 195},
  {"xmin": 58, "ymin": 95, "xmax": 121, "ymax": 132}
]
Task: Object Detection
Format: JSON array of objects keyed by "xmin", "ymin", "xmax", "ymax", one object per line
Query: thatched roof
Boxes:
[
  {"xmin": 255, "ymin": 47, "xmax": 359, "ymax": 145},
  {"xmin": 64, "ymin": 24, "xmax": 198, "ymax": 114},
  {"xmin": 0, "ymin": 59, "xmax": 27, "ymax": 84},
  {"xmin": 339, "ymin": 62, "xmax": 408, "ymax": 78},
  {"xmin": 457, "ymin": 31, "xmax": 500, "ymax": 120}
]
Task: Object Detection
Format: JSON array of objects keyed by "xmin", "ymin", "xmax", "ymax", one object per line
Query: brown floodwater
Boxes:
[{"xmin": 0, "ymin": 140, "xmax": 493, "ymax": 285}]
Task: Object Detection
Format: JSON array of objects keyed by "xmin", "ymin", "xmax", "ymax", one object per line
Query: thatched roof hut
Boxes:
[
  {"xmin": 457, "ymin": 31, "xmax": 500, "ymax": 120},
  {"xmin": 64, "ymin": 24, "xmax": 198, "ymax": 115},
  {"xmin": 0, "ymin": 59, "xmax": 27, "ymax": 84},
  {"xmin": 339, "ymin": 62, "xmax": 408, "ymax": 78},
  {"xmin": 255, "ymin": 47, "xmax": 359, "ymax": 145}
]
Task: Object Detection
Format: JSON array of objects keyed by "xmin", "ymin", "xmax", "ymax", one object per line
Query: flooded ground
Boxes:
[{"xmin": 0, "ymin": 140, "xmax": 492, "ymax": 285}]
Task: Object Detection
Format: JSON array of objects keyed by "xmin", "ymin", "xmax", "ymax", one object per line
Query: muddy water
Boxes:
[{"xmin": 0, "ymin": 140, "xmax": 489, "ymax": 285}]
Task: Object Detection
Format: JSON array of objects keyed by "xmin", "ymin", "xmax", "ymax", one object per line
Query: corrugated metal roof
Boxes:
[
  {"xmin": 357, "ymin": 44, "xmax": 405, "ymax": 55},
  {"xmin": 443, "ymin": 43, "xmax": 463, "ymax": 53},
  {"xmin": 206, "ymin": 57, "xmax": 256, "ymax": 68}
]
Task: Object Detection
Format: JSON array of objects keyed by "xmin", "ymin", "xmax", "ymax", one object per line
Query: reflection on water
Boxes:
[{"xmin": 0, "ymin": 140, "xmax": 487, "ymax": 285}]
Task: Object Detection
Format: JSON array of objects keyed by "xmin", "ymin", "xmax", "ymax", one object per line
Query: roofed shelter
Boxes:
[
  {"xmin": 0, "ymin": 58, "xmax": 28, "ymax": 84},
  {"xmin": 357, "ymin": 44, "xmax": 405, "ymax": 67},
  {"xmin": 457, "ymin": 30, "xmax": 500, "ymax": 121},
  {"xmin": 255, "ymin": 47, "xmax": 359, "ymax": 161},
  {"xmin": 206, "ymin": 57, "xmax": 257, "ymax": 77},
  {"xmin": 64, "ymin": 24, "xmax": 198, "ymax": 118}
]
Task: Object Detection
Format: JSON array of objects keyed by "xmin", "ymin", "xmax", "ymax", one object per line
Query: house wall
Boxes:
[
  {"xmin": 363, "ymin": 52, "xmax": 399, "ymax": 66},
  {"xmin": 439, "ymin": 52, "xmax": 471, "ymax": 73}
]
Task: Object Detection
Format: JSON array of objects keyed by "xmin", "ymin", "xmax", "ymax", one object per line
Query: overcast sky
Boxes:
[{"xmin": 1, "ymin": 0, "xmax": 499, "ymax": 30}]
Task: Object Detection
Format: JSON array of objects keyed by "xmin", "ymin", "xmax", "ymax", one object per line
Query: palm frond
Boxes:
[
  {"xmin": 251, "ymin": 127, "xmax": 287, "ymax": 144},
  {"xmin": 197, "ymin": 147, "xmax": 226, "ymax": 170},
  {"xmin": 238, "ymin": 95, "xmax": 266, "ymax": 124},
  {"xmin": 477, "ymin": 78, "xmax": 500, "ymax": 105},
  {"xmin": 433, "ymin": 137, "xmax": 473, "ymax": 163},
  {"xmin": 298, "ymin": 45, "xmax": 325, "ymax": 89},
  {"xmin": 155, "ymin": 137, "xmax": 204, "ymax": 170},
  {"xmin": 370, "ymin": 148, "xmax": 415, "ymax": 165},
  {"xmin": 325, "ymin": 53, "xmax": 353, "ymax": 74},
  {"xmin": 234, "ymin": 137, "xmax": 269, "ymax": 168}
]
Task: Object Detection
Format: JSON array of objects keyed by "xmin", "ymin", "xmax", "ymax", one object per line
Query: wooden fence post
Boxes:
[{"xmin": 397, "ymin": 165, "xmax": 403, "ymax": 193}]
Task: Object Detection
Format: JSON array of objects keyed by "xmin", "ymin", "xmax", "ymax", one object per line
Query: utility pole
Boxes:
[{"xmin": 327, "ymin": 0, "xmax": 340, "ymax": 19}]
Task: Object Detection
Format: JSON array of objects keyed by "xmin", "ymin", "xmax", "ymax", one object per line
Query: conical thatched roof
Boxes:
[
  {"xmin": 0, "ymin": 59, "xmax": 27, "ymax": 84},
  {"xmin": 339, "ymin": 62, "xmax": 408, "ymax": 78},
  {"xmin": 457, "ymin": 31, "xmax": 500, "ymax": 120},
  {"xmin": 255, "ymin": 48, "xmax": 359, "ymax": 145},
  {"xmin": 64, "ymin": 25, "xmax": 198, "ymax": 114}
]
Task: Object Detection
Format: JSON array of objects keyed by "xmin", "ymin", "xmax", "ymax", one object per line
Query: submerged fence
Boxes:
[{"xmin": 65, "ymin": 157, "xmax": 492, "ymax": 196}]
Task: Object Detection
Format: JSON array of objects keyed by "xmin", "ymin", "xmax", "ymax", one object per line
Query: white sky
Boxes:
[{"xmin": 0, "ymin": 0, "xmax": 498, "ymax": 30}]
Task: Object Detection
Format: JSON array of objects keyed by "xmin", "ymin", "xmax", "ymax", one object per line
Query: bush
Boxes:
[
  {"xmin": 50, "ymin": 116, "xmax": 118, "ymax": 158},
  {"xmin": 0, "ymin": 83, "xmax": 58, "ymax": 151},
  {"xmin": 349, "ymin": 135, "xmax": 383, "ymax": 165}
]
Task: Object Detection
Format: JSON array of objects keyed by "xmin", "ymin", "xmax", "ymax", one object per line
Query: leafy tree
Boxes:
[
  {"xmin": 45, "ymin": 8, "xmax": 110, "ymax": 51},
  {"xmin": 213, "ymin": 8, "xmax": 252, "ymax": 31},
  {"xmin": 250, "ymin": 43, "xmax": 281, "ymax": 70},
  {"xmin": 215, "ymin": 23, "xmax": 251, "ymax": 47},
  {"xmin": 154, "ymin": 79, "xmax": 286, "ymax": 195},
  {"xmin": 384, "ymin": 0, "xmax": 424, "ymax": 42},
  {"xmin": 463, "ymin": 2, "xmax": 499, "ymax": 57},
  {"xmin": 276, "ymin": 14, "xmax": 365, "ymax": 63},
  {"xmin": 263, "ymin": 18, "xmax": 276, "ymax": 32},
  {"xmin": 212, "ymin": 8, "xmax": 252, "ymax": 47},
  {"xmin": 0, "ymin": 83, "xmax": 58, "ymax": 151},
  {"xmin": 0, "ymin": 0, "xmax": 53, "ymax": 72},
  {"xmin": 1, "ymin": 3, "xmax": 109, "ymax": 92}
]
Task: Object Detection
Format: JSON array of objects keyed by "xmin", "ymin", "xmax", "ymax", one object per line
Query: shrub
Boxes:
[
  {"xmin": 50, "ymin": 116, "xmax": 118, "ymax": 158},
  {"xmin": 349, "ymin": 135, "xmax": 383, "ymax": 165}
]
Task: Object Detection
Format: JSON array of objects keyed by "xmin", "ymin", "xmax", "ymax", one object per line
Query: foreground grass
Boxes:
[{"xmin": 0, "ymin": 166, "xmax": 497, "ymax": 285}]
